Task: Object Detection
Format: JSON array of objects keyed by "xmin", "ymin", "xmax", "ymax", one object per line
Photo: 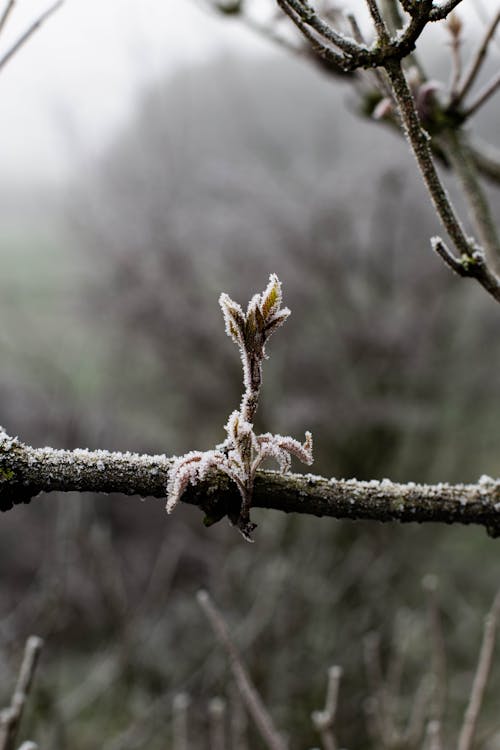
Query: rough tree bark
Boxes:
[{"xmin": 2, "ymin": 429, "xmax": 500, "ymax": 537}]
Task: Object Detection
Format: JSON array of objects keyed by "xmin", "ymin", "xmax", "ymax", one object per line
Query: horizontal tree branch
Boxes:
[{"xmin": 2, "ymin": 429, "xmax": 500, "ymax": 538}]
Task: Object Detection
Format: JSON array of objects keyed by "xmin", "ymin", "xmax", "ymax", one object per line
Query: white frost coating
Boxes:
[
  {"xmin": 166, "ymin": 275, "xmax": 313, "ymax": 540},
  {"xmin": 479, "ymin": 474, "xmax": 495, "ymax": 485}
]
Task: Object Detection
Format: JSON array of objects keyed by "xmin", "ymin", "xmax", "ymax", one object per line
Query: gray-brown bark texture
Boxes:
[{"xmin": 2, "ymin": 428, "xmax": 500, "ymax": 537}]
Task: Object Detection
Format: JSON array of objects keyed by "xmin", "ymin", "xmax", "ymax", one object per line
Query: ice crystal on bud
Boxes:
[{"xmin": 166, "ymin": 274, "xmax": 313, "ymax": 541}]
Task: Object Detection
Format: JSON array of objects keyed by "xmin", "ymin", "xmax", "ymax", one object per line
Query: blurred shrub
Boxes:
[{"xmin": 1, "ymin": 52, "xmax": 500, "ymax": 749}]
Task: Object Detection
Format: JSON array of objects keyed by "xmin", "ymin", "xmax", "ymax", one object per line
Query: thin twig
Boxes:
[
  {"xmin": 229, "ymin": 686, "xmax": 249, "ymax": 750},
  {"xmin": 383, "ymin": 58, "xmax": 474, "ymax": 257},
  {"xmin": 432, "ymin": 237, "xmax": 500, "ymax": 304},
  {"xmin": 454, "ymin": 9, "xmax": 500, "ymax": 105},
  {"xmin": 311, "ymin": 666, "xmax": 343, "ymax": 750},
  {"xmin": 209, "ymin": 697, "xmax": 227, "ymax": 750},
  {"xmin": 469, "ymin": 138, "xmax": 500, "ymax": 184},
  {"xmin": 197, "ymin": 590, "xmax": 288, "ymax": 750},
  {"xmin": 380, "ymin": 0, "xmax": 404, "ymax": 34},
  {"xmin": 363, "ymin": 632, "xmax": 393, "ymax": 747},
  {"xmin": 457, "ymin": 589, "xmax": 500, "ymax": 750},
  {"xmin": 172, "ymin": 693, "xmax": 190, "ymax": 750},
  {"xmin": 281, "ymin": 0, "xmax": 362, "ymax": 55},
  {"xmin": 346, "ymin": 11, "xmax": 391, "ymax": 96},
  {"xmin": 0, "ymin": 636, "xmax": 43, "ymax": 750},
  {"xmin": 276, "ymin": 0, "xmax": 345, "ymax": 69},
  {"xmin": 429, "ymin": 1, "xmax": 465, "ymax": 23},
  {"xmin": 403, "ymin": 674, "xmax": 433, "ymax": 748},
  {"xmin": 426, "ymin": 720, "xmax": 442, "ymax": 750},
  {"xmin": 447, "ymin": 13, "xmax": 463, "ymax": 99},
  {"xmin": 240, "ymin": 13, "xmax": 306, "ymax": 56},
  {"xmin": 439, "ymin": 128, "xmax": 500, "ymax": 269},
  {"xmin": 462, "ymin": 70, "xmax": 500, "ymax": 119},
  {"xmin": 0, "ymin": 0, "xmax": 64, "ymax": 73},
  {"xmin": 345, "ymin": 12, "xmax": 364, "ymax": 44},
  {"xmin": 422, "ymin": 575, "xmax": 447, "ymax": 733},
  {"xmin": 365, "ymin": 0, "xmax": 389, "ymax": 42},
  {"xmin": 0, "ymin": 0, "xmax": 15, "ymax": 36}
]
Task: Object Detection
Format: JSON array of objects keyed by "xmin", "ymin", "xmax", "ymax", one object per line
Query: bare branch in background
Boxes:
[
  {"xmin": 463, "ymin": 70, "xmax": 500, "ymax": 119},
  {"xmin": 363, "ymin": 632, "xmax": 394, "ymax": 747},
  {"xmin": 426, "ymin": 720, "xmax": 443, "ymax": 750},
  {"xmin": 311, "ymin": 665, "xmax": 343, "ymax": 750},
  {"xmin": 172, "ymin": 693, "xmax": 191, "ymax": 750},
  {"xmin": 208, "ymin": 0, "xmax": 500, "ymax": 295},
  {"xmin": 453, "ymin": 9, "xmax": 500, "ymax": 106},
  {"xmin": 0, "ymin": 0, "xmax": 15, "ymax": 36},
  {"xmin": 364, "ymin": 0, "xmax": 390, "ymax": 42},
  {"xmin": 438, "ymin": 129, "xmax": 500, "ymax": 270},
  {"xmin": 208, "ymin": 697, "xmax": 227, "ymax": 750},
  {"xmin": 457, "ymin": 589, "xmax": 500, "ymax": 750},
  {"xmin": 446, "ymin": 13, "xmax": 463, "ymax": 99},
  {"xmin": 197, "ymin": 590, "xmax": 288, "ymax": 750},
  {"xmin": 0, "ymin": 1, "xmax": 65, "ymax": 74},
  {"xmin": 0, "ymin": 636, "xmax": 43, "ymax": 750},
  {"xmin": 229, "ymin": 687, "xmax": 249, "ymax": 750}
]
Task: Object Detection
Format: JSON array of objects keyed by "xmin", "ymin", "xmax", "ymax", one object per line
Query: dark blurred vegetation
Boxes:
[{"xmin": 1, "ymin": 49, "xmax": 500, "ymax": 749}]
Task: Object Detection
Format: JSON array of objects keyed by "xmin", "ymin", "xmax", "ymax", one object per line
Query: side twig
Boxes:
[
  {"xmin": 463, "ymin": 70, "xmax": 500, "ymax": 119},
  {"xmin": 311, "ymin": 665, "xmax": 343, "ymax": 750},
  {"xmin": 197, "ymin": 590, "xmax": 288, "ymax": 750},
  {"xmin": 454, "ymin": 9, "xmax": 500, "ymax": 106},
  {"xmin": 431, "ymin": 237, "xmax": 500, "ymax": 303}
]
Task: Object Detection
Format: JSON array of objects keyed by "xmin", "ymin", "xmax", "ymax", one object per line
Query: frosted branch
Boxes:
[{"xmin": 3, "ymin": 428, "xmax": 500, "ymax": 537}]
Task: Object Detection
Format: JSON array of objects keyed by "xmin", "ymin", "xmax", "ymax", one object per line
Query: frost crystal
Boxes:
[{"xmin": 166, "ymin": 274, "xmax": 313, "ymax": 541}]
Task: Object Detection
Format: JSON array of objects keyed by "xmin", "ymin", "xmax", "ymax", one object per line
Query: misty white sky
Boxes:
[
  {"xmin": 0, "ymin": 1, "xmax": 259, "ymax": 185},
  {"xmin": 0, "ymin": 1, "xmax": 487, "ymax": 186}
]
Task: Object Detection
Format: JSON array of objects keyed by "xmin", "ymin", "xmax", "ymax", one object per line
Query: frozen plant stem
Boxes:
[{"xmin": 166, "ymin": 274, "xmax": 313, "ymax": 541}]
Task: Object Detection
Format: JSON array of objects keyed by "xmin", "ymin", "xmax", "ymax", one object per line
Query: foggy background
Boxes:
[{"xmin": 1, "ymin": 1, "xmax": 500, "ymax": 748}]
